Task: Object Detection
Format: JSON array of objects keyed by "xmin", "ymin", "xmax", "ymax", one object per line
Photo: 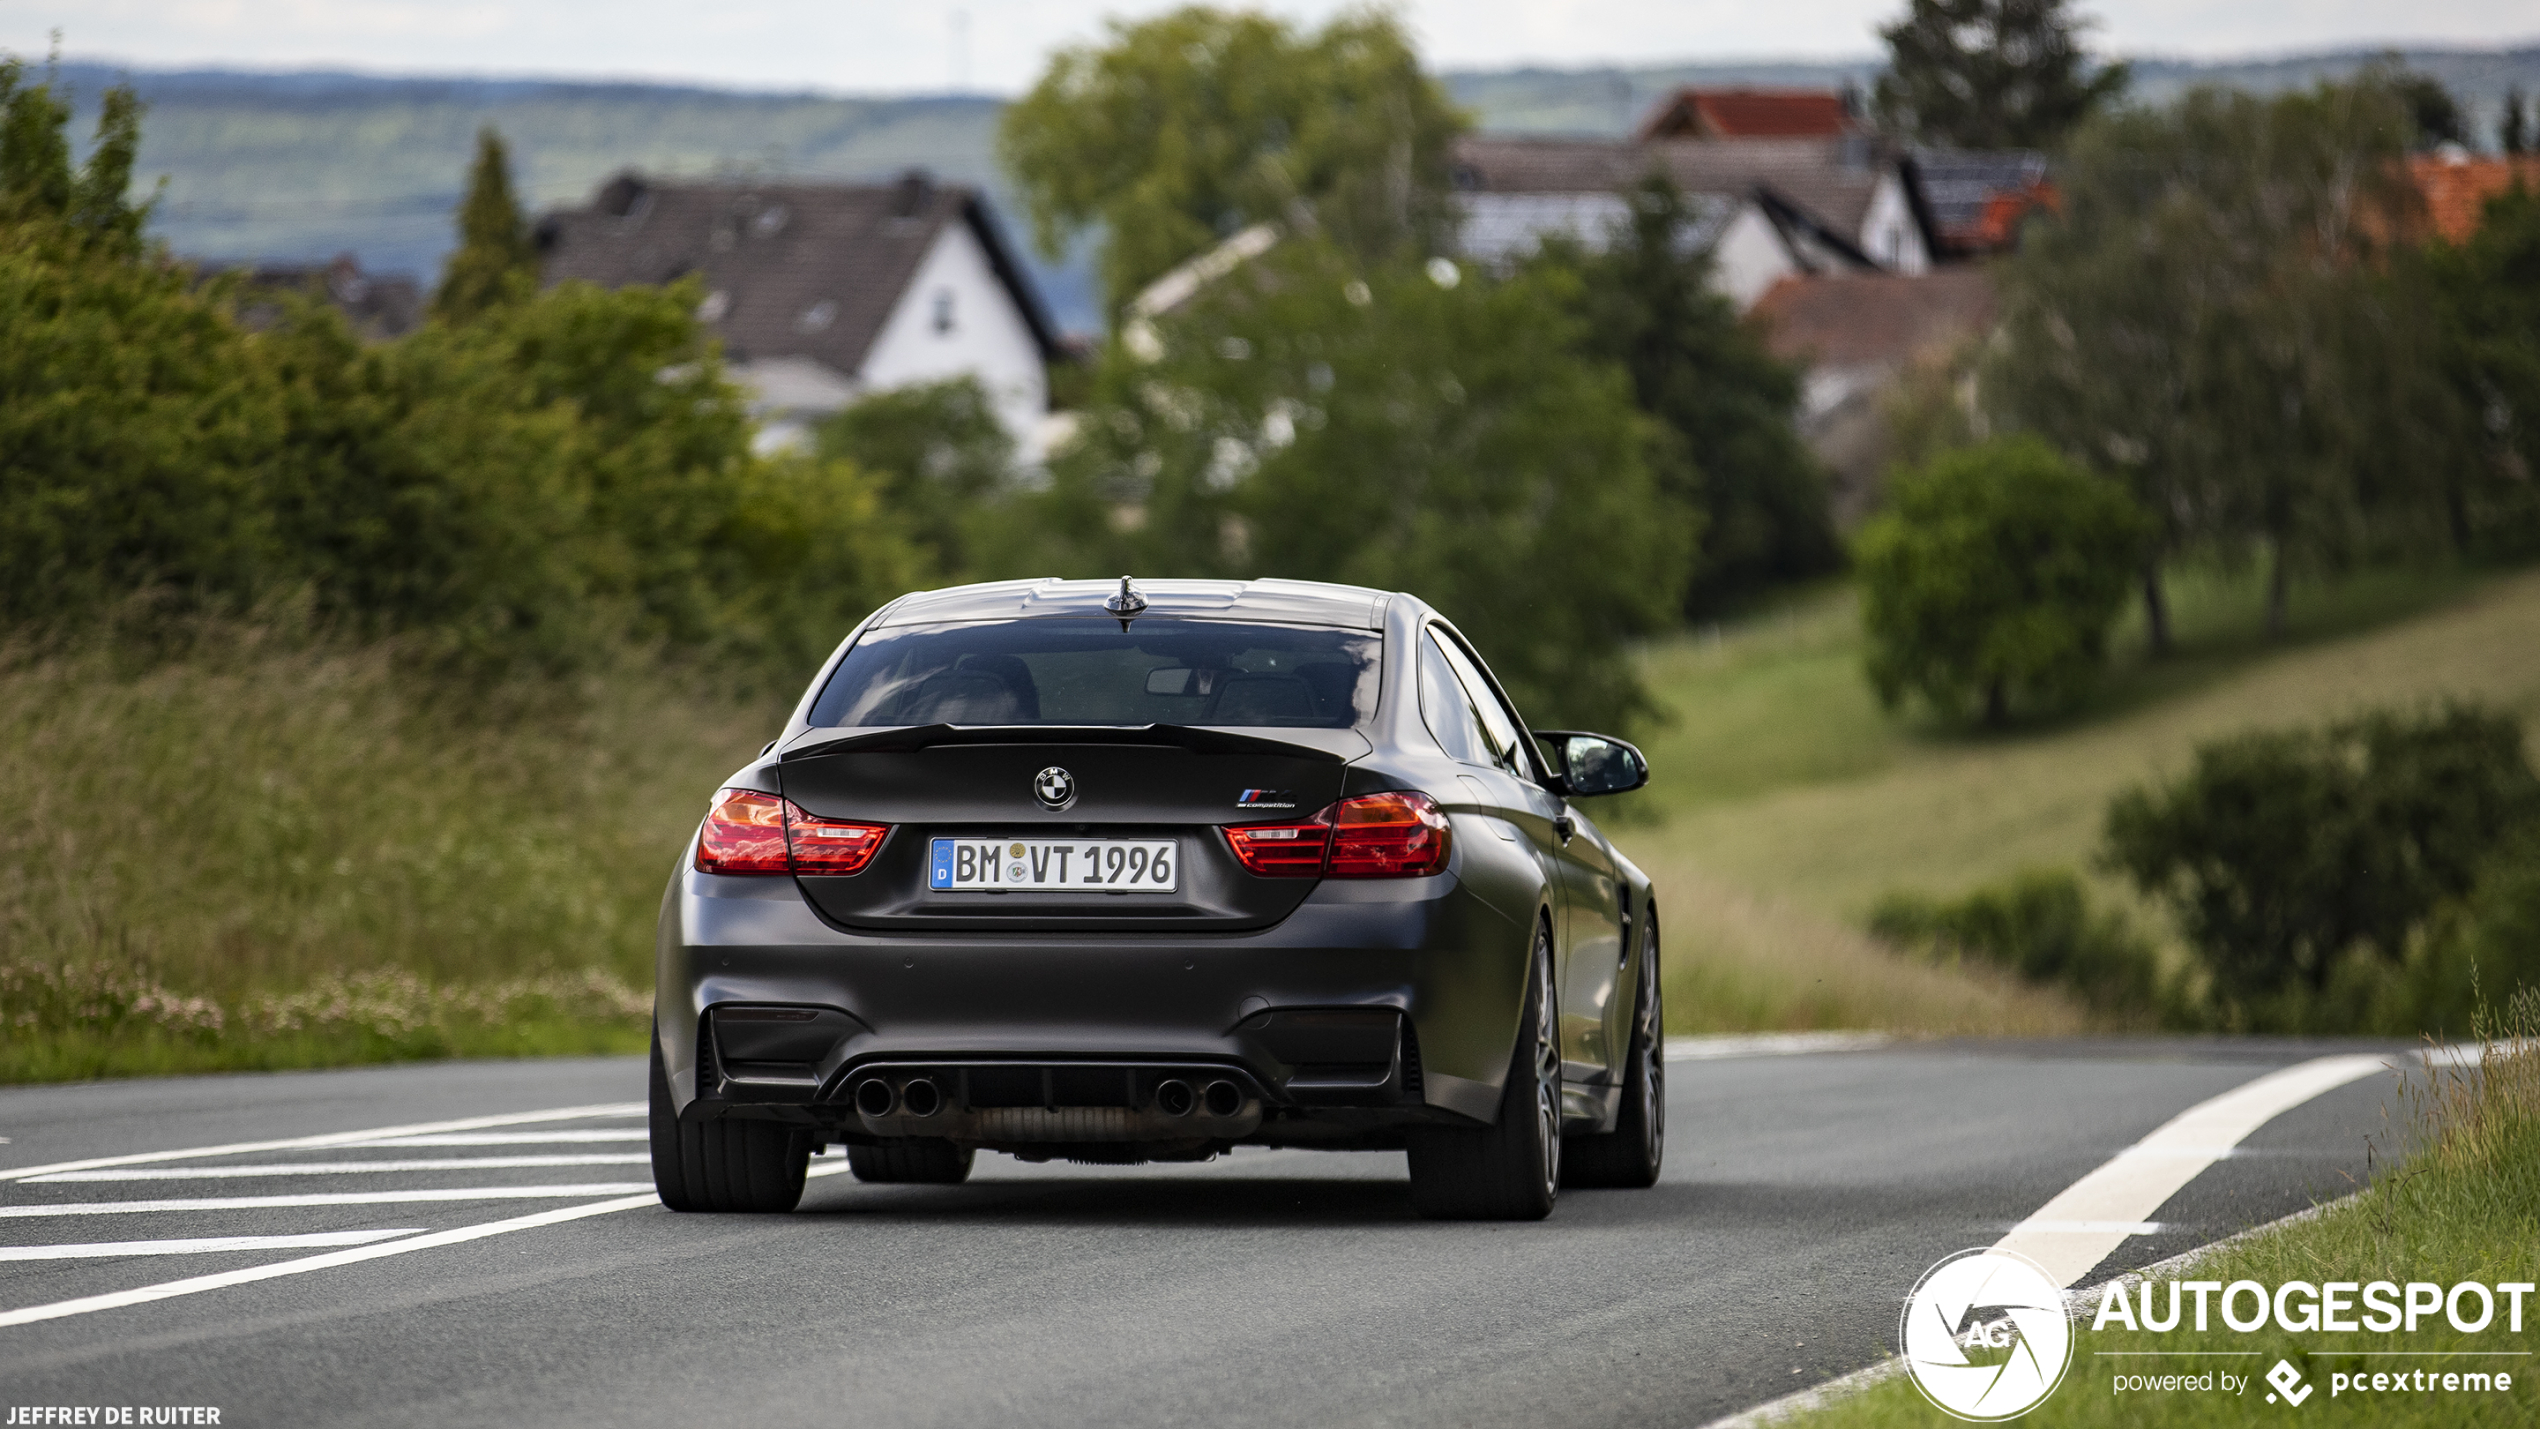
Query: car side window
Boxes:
[
  {"xmin": 1418, "ymin": 631, "xmax": 1489, "ymax": 766},
  {"xmin": 1430, "ymin": 630, "xmax": 1531, "ymax": 782}
]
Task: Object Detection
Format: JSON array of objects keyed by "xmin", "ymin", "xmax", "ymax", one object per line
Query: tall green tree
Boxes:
[
  {"xmin": 1537, "ymin": 178, "xmax": 1838, "ymax": 614},
  {"xmin": 992, "ymin": 242, "xmax": 1690, "ymax": 734},
  {"xmin": 997, "ymin": 6, "xmax": 1467, "ymax": 314},
  {"xmin": 433, "ymin": 127, "xmax": 538, "ymax": 323},
  {"xmin": 1857, "ymin": 437, "xmax": 2148, "ymax": 725},
  {"xmin": 2424, "ymin": 182, "xmax": 2540, "ymax": 558},
  {"xmin": 1985, "ymin": 80, "xmax": 2435, "ymax": 646},
  {"xmin": 1872, "ymin": 0, "xmax": 2128, "ymax": 149}
]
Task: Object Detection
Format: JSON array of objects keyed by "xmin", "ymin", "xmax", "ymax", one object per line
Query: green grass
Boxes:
[
  {"xmin": 0, "ymin": 628, "xmax": 776, "ymax": 1081},
  {"xmin": 1625, "ymin": 563, "xmax": 2540, "ymax": 1036},
  {"xmin": 1798, "ymin": 1002, "xmax": 2540, "ymax": 1426}
]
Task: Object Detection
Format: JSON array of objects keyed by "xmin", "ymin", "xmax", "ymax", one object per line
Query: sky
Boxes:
[{"xmin": 6, "ymin": 0, "xmax": 2535, "ymax": 94}]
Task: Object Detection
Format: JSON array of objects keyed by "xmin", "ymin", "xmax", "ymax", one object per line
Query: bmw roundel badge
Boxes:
[{"xmin": 1033, "ymin": 766, "xmax": 1075, "ymax": 810}]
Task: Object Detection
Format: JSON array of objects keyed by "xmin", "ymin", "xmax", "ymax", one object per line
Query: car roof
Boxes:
[{"xmin": 870, "ymin": 577, "xmax": 1397, "ymax": 631}]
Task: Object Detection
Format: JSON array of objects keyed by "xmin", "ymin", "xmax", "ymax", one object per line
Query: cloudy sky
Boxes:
[{"xmin": 9, "ymin": 0, "xmax": 2534, "ymax": 93}]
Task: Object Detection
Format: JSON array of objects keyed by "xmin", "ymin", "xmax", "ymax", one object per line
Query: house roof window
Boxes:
[
  {"xmin": 798, "ymin": 298, "xmax": 838, "ymax": 333},
  {"xmin": 752, "ymin": 204, "xmax": 790, "ymax": 237},
  {"xmin": 697, "ymin": 290, "xmax": 731, "ymax": 323}
]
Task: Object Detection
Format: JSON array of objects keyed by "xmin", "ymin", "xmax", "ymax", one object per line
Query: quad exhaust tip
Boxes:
[
  {"xmin": 1203, "ymin": 1080, "xmax": 1243, "ymax": 1117},
  {"xmin": 853, "ymin": 1078, "xmax": 895, "ymax": 1118},
  {"xmin": 900, "ymin": 1077, "xmax": 944, "ymax": 1117},
  {"xmin": 1154, "ymin": 1079, "xmax": 1195, "ymax": 1117}
]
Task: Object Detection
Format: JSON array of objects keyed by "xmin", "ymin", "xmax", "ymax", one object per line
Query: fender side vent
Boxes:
[{"xmin": 1399, "ymin": 1017, "xmax": 1423, "ymax": 1099}]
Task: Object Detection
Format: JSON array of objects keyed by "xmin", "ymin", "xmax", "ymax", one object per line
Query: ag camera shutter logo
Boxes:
[{"xmin": 1901, "ymin": 1249, "xmax": 2075, "ymax": 1421}]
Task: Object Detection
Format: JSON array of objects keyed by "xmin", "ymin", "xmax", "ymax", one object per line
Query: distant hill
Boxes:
[{"xmin": 50, "ymin": 42, "xmax": 2540, "ymax": 337}]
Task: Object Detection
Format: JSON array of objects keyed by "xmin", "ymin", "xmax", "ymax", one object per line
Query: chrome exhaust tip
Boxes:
[
  {"xmin": 1203, "ymin": 1080, "xmax": 1243, "ymax": 1117},
  {"xmin": 901, "ymin": 1076, "xmax": 945, "ymax": 1118},
  {"xmin": 852, "ymin": 1078, "xmax": 896, "ymax": 1118},
  {"xmin": 1153, "ymin": 1079, "xmax": 1196, "ymax": 1117}
]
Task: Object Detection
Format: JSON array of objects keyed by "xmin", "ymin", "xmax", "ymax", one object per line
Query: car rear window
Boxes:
[{"xmin": 808, "ymin": 619, "xmax": 1382, "ymax": 729}]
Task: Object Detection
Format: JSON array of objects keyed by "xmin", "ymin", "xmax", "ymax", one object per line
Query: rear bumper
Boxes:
[{"xmin": 655, "ymin": 864, "xmax": 1532, "ymax": 1137}]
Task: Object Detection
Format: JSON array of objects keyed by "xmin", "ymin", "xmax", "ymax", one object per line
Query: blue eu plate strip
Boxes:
[{"xmin": 929, "ymin": 838, "xmax": 955, "ymax": 890}]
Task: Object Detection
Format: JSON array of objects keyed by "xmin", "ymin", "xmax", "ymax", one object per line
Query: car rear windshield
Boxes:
[{"xmin": 807, "ymin": 619, "xmax": 1382, "ymax": 729}]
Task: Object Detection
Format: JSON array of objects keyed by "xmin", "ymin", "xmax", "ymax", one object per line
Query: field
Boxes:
[
  {"xmin": 2, "ymin": 563, "xmax": 2534, "ymax": 1080},
  {"xmin": 1619, "ymin": 564, "xmax": 2540, "ymax": 1036}
]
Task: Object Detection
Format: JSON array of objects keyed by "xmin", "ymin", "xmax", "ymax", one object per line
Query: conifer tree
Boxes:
[{"xmin": 433, "ymin": 127, "xmax": 537, "ymax": 322}]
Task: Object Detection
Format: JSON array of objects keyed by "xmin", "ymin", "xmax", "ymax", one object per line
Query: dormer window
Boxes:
[
  {"xmin": 797, "ymin": 299, "xmax": 838, "ymax": 333},
  {"xmin": 932, "ymin": 288, "xmax": 956, "ymax": 335}
]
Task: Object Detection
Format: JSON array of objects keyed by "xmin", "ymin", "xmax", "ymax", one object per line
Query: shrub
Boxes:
[
  {"xmin": 1857, "ymin": 436, "xmax": 2150, "ymax": 724},
  {"xmin": 1869, "ymin": 868, "xmax": 2166, "ymax": 1017},
  {"xmin": 2103, "ymin": 703, "xmax": 2540, "ymax": 1015}
]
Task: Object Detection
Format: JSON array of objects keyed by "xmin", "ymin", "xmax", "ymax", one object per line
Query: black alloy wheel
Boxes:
[
  {"xmin": 1562, "ymin": 909, "xmax": 1664, "ymax": 1189},
  {"xmin": 1406, "ymin": 922, "xmax": 1561, "ymax": 1220},
  {"xmin": 848, "ymin": 1139, "xmax": 976, "ymax": 1184},
  {"xmin": 649, "ymin": 1032, "xmax": 810, "ymax": 1213}
]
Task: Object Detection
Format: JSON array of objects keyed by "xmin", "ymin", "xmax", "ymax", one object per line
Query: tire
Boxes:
[
  {"xmin": 649, "ymin": 1032, "xmax": 810, "ymax": 1213},
  {"xmin": 1562, "ymin": 908, "xmax": 1664, "ymax": 1189},
  {"xmin": 848, "ymin": 1139, "xmax": 975, "ymax": 1184},
  {"xmin": 1406, "ymin": 922, "xmax": 1561, "ymax": 1221}
]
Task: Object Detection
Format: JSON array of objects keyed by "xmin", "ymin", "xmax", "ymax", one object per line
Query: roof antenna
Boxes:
[{"xmin": 1104, "ymin": 575, "xmax": 1148, "ymax": 629}]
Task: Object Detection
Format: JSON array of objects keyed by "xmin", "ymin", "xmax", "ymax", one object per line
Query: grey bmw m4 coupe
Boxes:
[{"xmin": 651, "ymin": 576, "xmax": 1663, "ymax": 1220}]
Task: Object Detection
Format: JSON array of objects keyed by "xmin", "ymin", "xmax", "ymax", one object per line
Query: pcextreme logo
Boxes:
[{"xmin": 1901, "ymin": 1249, "xmax": 2075, "ymax": 1421}]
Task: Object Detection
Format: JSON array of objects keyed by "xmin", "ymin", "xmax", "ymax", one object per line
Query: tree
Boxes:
[
  {"xmin": 1856, "ymin": 436, "xmax": 2148, "ymax": 724},
  {"xmin": 0, "ymin": 58, "xmax": 153, "ymax": 254},
  {"xmin": 433, "ymin": 127, "xmax": 538, "ymax": 323},
  {"xmin": 2504, "ymin": 87, "xmax": 2531, "ymax": 156},
  {"xmin": 814, "ymin": 376, "xmax": 1016, "ymax": 580},
  {"xmin": 1872, "ymin": 0, "xmax": 2128, "ymax": 150},
  {"xmin": 997, "ymin": 7, "xmax": 1467, "ymax": 314},
  {"xmin": 2104, "ymin": 705, "xmax": 2540, "ymax": 1012},
  {"xmin": 1984, "ymin": 80, "xmax": 2435, "ymax": 646},
  {"xmin": 2423, "ymin": 181, "xmax": 2540, "ymax": 558},
  {"xmin": 1536, "ymin": 177, "xmax": 1839, "ymax": 614},
  {"xmin": 994, "ymin": 241, "xmax": 1691, "ymax": 735},
  {"xmin": 2382, "ymin": 65, "xmax": 2467, "ymax": 150}
]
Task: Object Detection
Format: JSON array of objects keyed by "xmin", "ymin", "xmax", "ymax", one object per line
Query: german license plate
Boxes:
[{"xmin": 928, "ymin": 838, "xmax": 1179, "ymax": 892}]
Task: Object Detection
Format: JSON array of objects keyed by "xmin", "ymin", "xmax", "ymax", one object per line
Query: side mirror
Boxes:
[{"xmin": 1533, "ymin": 730, "xmax": 1649, "ymax": 798}]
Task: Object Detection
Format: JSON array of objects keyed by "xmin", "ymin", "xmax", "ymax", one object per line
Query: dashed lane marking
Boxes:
[
  {"xmin": 0, "ymin": 1230, "xmax": 426, "ymax": 1261},
  {"xmin": 0, "ymin": 1102, "xmax": 646, "ymax": 1183},
  {"xmin": 30, "ymin": 1156, "xmax": 652, "ymax": 1182},
  {"xmin": 0, "ymin": 1162, "xmax": 854, "ymax": 1329},
  {"xmin": 349, "ymin": 1133, "xmax": 648, "ymax": 1147},
  {"xmin": 0, "ymin": 1185, "xmax": 657, "ymax": 1218}
]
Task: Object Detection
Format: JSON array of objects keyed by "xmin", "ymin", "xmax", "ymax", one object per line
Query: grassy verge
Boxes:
[
  {"xmin": 0, "ymin": 629, "xmax": 774, "ymax": 1082},
  {"xmin": 1627, "ymin": 564, "xmax": 2540, "ymax": 1036},
  {"xmin": 1799, "ymin": 995, "xmax": 2540, "ymax": 1426}
]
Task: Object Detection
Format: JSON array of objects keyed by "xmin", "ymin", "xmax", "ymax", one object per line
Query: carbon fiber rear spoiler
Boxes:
[{"xmin": 778, "ymin": 723, "xmax": 1361, "ymax": 763}]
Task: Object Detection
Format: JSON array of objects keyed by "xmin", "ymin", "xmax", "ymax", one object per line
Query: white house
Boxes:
[
  {"xmin": 538, "ymin": 171, "xmax": 1063, "ymax": 456},
  {"xmin": 1449, "ymin": 135, "xmax": 1934, "ymax": 310}
]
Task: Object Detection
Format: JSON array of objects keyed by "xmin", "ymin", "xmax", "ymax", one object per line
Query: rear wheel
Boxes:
[
  {"xmin": 848, "ymin": 1139, "xmax": 975, "ymax": 1184},
  {"xmin": 1562, "ymin": 909, "xmax": 1664, "ymax": 1189},
  {"xmin": 649, "ymin": 1032, "xmax": 809, "ymax": 1213},
  {"xmin": 1406, "ymin": 923, "xmax": 1561, "ymax": 1221}
]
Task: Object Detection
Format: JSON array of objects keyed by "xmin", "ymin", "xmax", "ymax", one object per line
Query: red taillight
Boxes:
[
  {"xmin": 1223, "ymin": 819, "xmax": 1334, "ymax": 877},
  {"xmin": 696, "ymin": 788, "xmax": 889, "ymax": 877},
  {"xmin": 1222, "ymin": 791, "xmax": 1451, "ymax": 880},
  {"xmin": 1326, "ymin": 791, "xmax": 1452, "ymax": 877}
]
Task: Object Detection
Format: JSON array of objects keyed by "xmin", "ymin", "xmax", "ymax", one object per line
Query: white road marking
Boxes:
[
  {"xmin": 30, "ymin": 1156, "xmax": 650, "ymax": 1182},
  {"xmin": 0, "ymin": 1162, "xmax": 855, "ymax": 1328},
  {"xmin": 1993, "ymin": 1053, "xmax": 2391, "ymax": 1286},
  {"xmin": 0, "ymin": 1185, "xmax": 656, "ymax": 1218},
  {"xmin": 347, "ymin": 1133, "xmax": 648, "ymax": 1147},
  {"xmin": 1665, "ymin": 1032, "xmax": 1891, "ymax": 1061},
  {"xmin": 0, "ymin": 1102, "xmax": 645, "ymax": 1183},
  {"xmin": 0, "ymin": 1230, "xmax": 426, "ymax": 1262},
  {"xmin": 2013, "ymin": 1219, "xmax": 2166, "ymax": 1235}
]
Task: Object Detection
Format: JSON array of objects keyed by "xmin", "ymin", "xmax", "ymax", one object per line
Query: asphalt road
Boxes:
[{"xmin": 0, "ymin": 1038, "xmax": 2422, "ymax": 1428}]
